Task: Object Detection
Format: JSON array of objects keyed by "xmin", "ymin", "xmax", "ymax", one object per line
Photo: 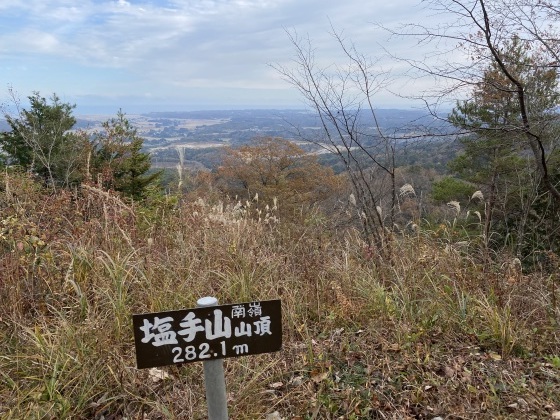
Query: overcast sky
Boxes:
[{"xmin": 0, "ymin": 0, "xmax": 441, "ymax": 114}]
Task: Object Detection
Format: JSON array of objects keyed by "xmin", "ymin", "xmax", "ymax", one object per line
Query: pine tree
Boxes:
[
  {"xmin": 449, "ymin": 37, "xmax": 560, "ymax": 253},
  {"xmin": 91, "ymin": 110, "xmax": 160, "ymax": 200}
]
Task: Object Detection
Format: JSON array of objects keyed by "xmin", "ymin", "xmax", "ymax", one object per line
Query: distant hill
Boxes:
[{"xmin": 2, "ymin": 109, "xmax": 455, "ymax": 172}]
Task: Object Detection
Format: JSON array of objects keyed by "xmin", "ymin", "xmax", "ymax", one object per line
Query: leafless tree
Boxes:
[{"xmin": 273, "ymin": 30, "xmax": 399, "ymax": 260}]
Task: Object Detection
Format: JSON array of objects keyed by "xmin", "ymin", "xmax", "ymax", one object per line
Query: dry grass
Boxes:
[{"xmin": 0, "ymin": 171, "xmax": 559, "ymax": 419}]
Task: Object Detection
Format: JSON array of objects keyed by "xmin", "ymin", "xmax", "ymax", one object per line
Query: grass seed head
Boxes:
[{"xmin": 447, "ymin": 200, "xmax": 461, "ymax": 215}]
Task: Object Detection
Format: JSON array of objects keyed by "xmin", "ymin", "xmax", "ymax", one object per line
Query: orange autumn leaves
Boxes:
[{"xmin": 216, "ymin": 137, "xmax": 343, "ymax": 221}]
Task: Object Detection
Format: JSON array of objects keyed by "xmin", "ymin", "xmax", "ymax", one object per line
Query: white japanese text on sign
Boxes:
[{"xmin": 132, "ymin": 300, "xmax": 281, "ymax": 369}]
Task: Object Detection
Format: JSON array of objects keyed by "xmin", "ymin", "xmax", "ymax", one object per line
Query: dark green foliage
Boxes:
[
  {"xmin": 510, "ymin": 152, "xmax": 560, "ymax": 258},
  {"xmin": 1, "ymin": 94, "xmax": 160, "ymax": 200},
  {"xmin": 431, "ymin": 176, "xmax": 476, "ymax": 203},
  {"xmin": 90, "ymin": 110, "xmax": 161, "ymax": 200},
  {"xmin": 113, "ymin": 137, "xmax": 161, "ymax": 200},
  {"xmin": 447, "ymin": 37, "xmax": 560, "ymax": 257},
  {"xmin": 446, "ymin": 133, "xmax": 528, "ymax": 199},
  {"xmin": 0, "ymin": 126, "xmax": 33, "ymax": 168}
]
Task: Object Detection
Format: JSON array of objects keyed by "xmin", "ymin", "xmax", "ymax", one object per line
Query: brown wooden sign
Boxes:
[{"xmin": 132, "ymin": 299, "xmax": 282, "ymax": 369}]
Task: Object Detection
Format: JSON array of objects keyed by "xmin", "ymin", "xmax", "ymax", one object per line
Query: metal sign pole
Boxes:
[
  {"xmin": 133, "ymin": 298, "xmax": 281, "ymax": 417},
  {"xmin": 197, "ymin": 296, "xmax": 229, "ymax": 420}
]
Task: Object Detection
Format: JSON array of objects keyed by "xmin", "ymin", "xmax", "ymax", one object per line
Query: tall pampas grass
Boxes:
[
  {"xmin": 176, "ymin": 146, "xmax": 186, "ymax": 191},
  {"xmin": 399, "ymin": 183, "xmax": 416, "ymax": 197},
  {"xmin": 447, "ymin": 200, "xmax": 461, "ymax": 215},
  {"xmin": 471, "ymin": 190, "xmax": 484, "ymax": 202}
]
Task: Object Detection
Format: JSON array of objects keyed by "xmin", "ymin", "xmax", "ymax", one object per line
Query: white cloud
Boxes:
[{"xmin": 0, "ymin": 0, "xmax": 448, "ymax": 110}]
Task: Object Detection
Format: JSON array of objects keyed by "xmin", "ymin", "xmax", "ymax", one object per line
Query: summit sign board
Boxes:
[{"xmin": 132, "ymin": 299, "xmax": 282, "ymax": 369}]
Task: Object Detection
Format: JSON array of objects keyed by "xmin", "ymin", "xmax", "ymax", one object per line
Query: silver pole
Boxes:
[{"xmin": 197, "ymin": 296, "xmax": 229, "ymax": 420}]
